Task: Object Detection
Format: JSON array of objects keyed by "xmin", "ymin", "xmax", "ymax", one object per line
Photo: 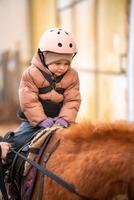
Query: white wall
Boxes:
[
  {"xmin": 0, "ymin": 0, "xmax": 31, "ymax": 60},
  {"xmin": 128, "ymin": 0, "xmax": 134, "ymax": 121}
]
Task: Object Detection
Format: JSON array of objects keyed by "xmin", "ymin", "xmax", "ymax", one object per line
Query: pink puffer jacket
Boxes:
[{"xmin": 19, "ymin": 52, "xmax": 81, "ymax": 126}]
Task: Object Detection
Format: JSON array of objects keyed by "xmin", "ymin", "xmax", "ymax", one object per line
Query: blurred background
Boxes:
[{"xmin": 0, "ymin": 0, "xmax": 134, "ymax": 134}]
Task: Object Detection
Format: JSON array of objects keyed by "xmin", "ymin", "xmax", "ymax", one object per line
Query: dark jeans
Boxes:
[{"xmin": 5, "ymin": 121, "xmax": 42, "ymax": 162}]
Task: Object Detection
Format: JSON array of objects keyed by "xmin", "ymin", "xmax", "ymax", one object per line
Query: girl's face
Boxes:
[{"xmin": 48, "ymin": 60, "xmax": 70, "ymax": 76}]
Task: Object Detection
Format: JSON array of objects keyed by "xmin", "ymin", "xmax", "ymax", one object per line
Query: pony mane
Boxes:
[{"xmin": 62, "ymin": 121, "xmax": 134, "ymax": 143}]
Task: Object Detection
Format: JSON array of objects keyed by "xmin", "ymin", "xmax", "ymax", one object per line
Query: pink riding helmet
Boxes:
[{"xmin": 38, "ymin": 28, "xmax": 77, "ymax": 54}]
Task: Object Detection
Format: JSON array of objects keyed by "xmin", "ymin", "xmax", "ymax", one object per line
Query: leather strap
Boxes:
[
  {"xmin": 11, "ymin": 146, "xmax": 95, "ymax": 200},
  {"xmin": 38, "ymin": 139, "xmax": 60, "ymax": 200},
  {"xmin": 25, "ymin": 129, "xmax": 55, "ymax": 200},
  {"xmin": 0, "ymin": 160, "xmax": 9, "ymax": 200}
]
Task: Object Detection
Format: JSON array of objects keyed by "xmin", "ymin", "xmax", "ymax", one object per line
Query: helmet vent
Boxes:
[
  {"xmin": 69, "ymin": 43, "xmax": 73, "ymax": 48},
  {"xmin": 58, "ymin": 43, "xmax": 62, "ymax": 47}
]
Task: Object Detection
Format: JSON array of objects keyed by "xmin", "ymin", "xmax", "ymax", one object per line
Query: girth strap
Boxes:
[{"xmin": 38, "ymin": 139, "xmax": 60, "ymax": 200}]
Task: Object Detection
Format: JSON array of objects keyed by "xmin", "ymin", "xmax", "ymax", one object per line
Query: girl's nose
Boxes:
[{"xmin": 59, "ymin": 65, "xmax": 65, "ymax": 69}]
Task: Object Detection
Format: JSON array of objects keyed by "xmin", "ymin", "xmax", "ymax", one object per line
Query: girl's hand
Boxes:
[
  {"xmin": 38, "ymin": 118, "xmax": 54, "ymax": 128},
  {"xmin": 0, "ymin": 142, "xmax": 11, "ymax": 159},
  {"xmin": 54, "ymin": 118, "xmax": 68, "ymax": 128}
]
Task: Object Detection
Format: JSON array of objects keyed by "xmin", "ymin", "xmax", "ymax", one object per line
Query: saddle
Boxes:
[
  {"xmin": 24, "ymin": 125, "xmax": 61, "ymax": 176},
  {"xmin": 5, "ymin": 125, "xmax": 61, "ymax": 200}
]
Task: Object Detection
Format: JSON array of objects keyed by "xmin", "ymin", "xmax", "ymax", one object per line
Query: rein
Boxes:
[{"xmin": 10, "ymin": 148, "xmax": 95, "ymax": 200}]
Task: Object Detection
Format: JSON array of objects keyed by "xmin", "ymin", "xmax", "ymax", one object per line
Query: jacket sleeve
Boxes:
[
  {"xmin": 58, "ymin": 70, "xmax": 81, "ymax": 123},
  {"xmin": 19, "ymin": 68, "xmax": 47, "ymax": 126}
]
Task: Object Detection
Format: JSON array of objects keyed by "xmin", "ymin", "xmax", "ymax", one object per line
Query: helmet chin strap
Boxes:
[
  {"xmin": 38, "ymin": 48, "xmax": 48, "ymax": 68},
  {"xmin": 72, "ymin": 52, "xmax": 77, "ymax": 58},
  {"xmin": 38, "ymin": 49, "xmax": 55, "ymax": 75}
]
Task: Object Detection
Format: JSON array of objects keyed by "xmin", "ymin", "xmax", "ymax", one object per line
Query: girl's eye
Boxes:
[{"xmin": 55, "ymin": 62, "xmax": 60, "ymax": 65}]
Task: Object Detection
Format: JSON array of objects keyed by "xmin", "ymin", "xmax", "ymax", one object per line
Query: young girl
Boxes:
[{"xmin": 5, "ymin": 28, "xmax": 81, "ymax": 152}]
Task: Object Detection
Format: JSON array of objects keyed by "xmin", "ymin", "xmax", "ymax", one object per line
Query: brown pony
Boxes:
[{"xmin": 21, "ymin": 121, "xmax": 134, "ymax": 200}]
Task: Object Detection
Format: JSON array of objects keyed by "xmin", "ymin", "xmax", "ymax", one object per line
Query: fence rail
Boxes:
[
  {"xmin": 0, "ymin": 50, "xmax": 21, "ymax": 103},
  {"xmin": 0, "ymin": 49, "xmax": 22, "ymax": 123}
]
